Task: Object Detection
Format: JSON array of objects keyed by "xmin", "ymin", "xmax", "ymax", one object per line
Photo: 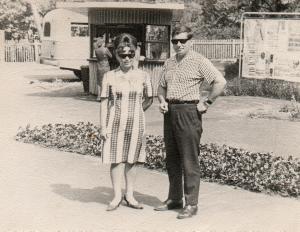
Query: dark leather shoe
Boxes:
[
  {"xmin": 177, "ymin": 205, "xmax": 198, "ymax": 219},
  {"xmin": 154, "ymin": 199, "xmax": 183, "ymax": 211}
]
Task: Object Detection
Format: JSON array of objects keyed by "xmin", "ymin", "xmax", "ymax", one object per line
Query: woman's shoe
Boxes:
[
  {"xmin": 106, "ymin": 197, "xmax": 123, "ymax": 211},
  {"xmin": 123, "ymin": 195, "xmax": 143, "ymax": 209}
]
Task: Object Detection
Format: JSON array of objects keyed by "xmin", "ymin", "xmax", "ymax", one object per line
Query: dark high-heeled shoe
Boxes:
[
  {"xmin": 123, "ymin": 195, "xmax": 143, "ymax": 209},
  {"xmin": 106, "ymin": 197, "xmax": 123, "ymax": 211}
]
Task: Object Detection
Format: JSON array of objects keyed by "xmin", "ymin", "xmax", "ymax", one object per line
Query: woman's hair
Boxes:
[
  {"xmin": 172, "ymin": 25, "xmax": 193, "ymax": 40},
  {"xmin": 95, "ymin": 37, "xmax": 104, "ymax": 48},
  {"xmin": 113, "ymin": 33, "xmax": 137, "ymax": 53}
]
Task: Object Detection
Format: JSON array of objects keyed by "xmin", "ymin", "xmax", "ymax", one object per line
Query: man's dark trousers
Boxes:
[{"xmin": 164, "ymin": 103, "xmax": 202, "ymax": 206}]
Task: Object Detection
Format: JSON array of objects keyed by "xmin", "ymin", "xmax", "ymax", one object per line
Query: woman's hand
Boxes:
[
  {"xmin": 159, "ymin": 101, "xmax": 168, "ymax": 114},
  {"xmin": 100, "ymin": 127, "xmax": 109, "ymax": 140}
]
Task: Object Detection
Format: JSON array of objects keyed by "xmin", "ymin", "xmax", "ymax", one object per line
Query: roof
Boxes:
[
  {"xmin": 56, "ymin": 1, "xmax": 184, "ymax": 10},
  {"xmin": 43, "ymin": 8, "xmax": 88, "ymax": 22}
]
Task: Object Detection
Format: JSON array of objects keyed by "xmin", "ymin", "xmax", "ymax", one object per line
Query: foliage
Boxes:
[
  {"xmin": 199, "ymin": 143, "xmax": 300, "ymax": 197},
  {"xmin": 237, "ymin": 0, "xmax": 298, "ymax": 12},
  {"xmin": 224, "ymin": 61, "xmax": 239, "ymax": 81},
  {"xmin": 279, "ymin": 95, "xmax": 300, "ymax": 119},
  {"xmin": 37, "ymin": 0, "xmax": 57, "ymax": 16},
  {"xmin": 225, "ymin": 77, "xmax": 300, "ymax": 101},
  {"xmin": 180, "ymin": 0, "xmax": 300, "ymax": 39},
  {"xmin": 0, "ymin": 0, "xmax": 34, "ymax": 39},
  {"xmin": 15, "ymin": 122, "xmax": 300, "ymax": 198},
  {"xmin": 15, "ymin": 122, "xmax": 102, "ymax": 155}
]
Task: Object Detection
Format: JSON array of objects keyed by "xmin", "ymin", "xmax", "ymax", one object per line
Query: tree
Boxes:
[
  {"xmin": 180, "ymin": 0, "xmax": 300, "ymax": 39},
  {"xmin": 0, "ymin": 0, "xmax": 35, "ymax": 40}
]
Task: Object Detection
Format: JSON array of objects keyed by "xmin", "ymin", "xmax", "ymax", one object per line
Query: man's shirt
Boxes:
[{"xmin": 159, "ymin": 51, "xmax": 222, "ymax": 101}]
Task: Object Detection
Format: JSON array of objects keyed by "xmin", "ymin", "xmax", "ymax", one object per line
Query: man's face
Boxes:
[{"xmin": 171, "ymin": 32, "xmax": 192, "ymax": 57}]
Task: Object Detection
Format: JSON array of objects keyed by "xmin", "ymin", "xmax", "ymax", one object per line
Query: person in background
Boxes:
[
  {"xmin": 99, "ymin": 33, "xmax": 153, "ymax": 211},
  {"xmin": 155, "ymin": 25, "xmax": 226, "ymax": 219},
  {"xmin": 94, "ymin": 37, "xmax": 112, "ymax": 101}
]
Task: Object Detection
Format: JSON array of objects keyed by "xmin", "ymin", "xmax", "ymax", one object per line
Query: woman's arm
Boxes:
[
  {"xmin": 142, "ymin": 73, "xmax": 153, "ymax": 111},
  {"xmin": 142, "ymin": 96, "xmax": 153, "ymax": 111},
  {"xmin": 106, "ymin": 47, "xmax": 112, "ymax": 58},
  {"xmin": 100, "ymin": 98, "xmax": 108, "ymax": 139}
]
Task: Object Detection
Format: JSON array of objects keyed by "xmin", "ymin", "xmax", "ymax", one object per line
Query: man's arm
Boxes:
[
  {"xmin": 157, "ymin": 85, "xmax": 168, "ymax": 114},
  {"xmin": 197, "ymin": 70, "xmax": 226, "ymax": 113},
  {"xmin": 142, "ymin": 96, "xmax": 153, "ymax": 111},
  {"xmin": 206, "ymin": 73, "xmax": 227, "ymax": 103}
]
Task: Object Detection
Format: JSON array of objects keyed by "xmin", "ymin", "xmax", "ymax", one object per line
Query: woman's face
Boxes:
[{"xmin": 116, "ymin": 46, "xmax": 136, "ymax": 70}]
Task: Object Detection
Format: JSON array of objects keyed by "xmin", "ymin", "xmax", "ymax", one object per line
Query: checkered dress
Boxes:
[
  {"xmin": 159, "ymin": 51, "xmax": 222, "ymax": 101},
  {"xmin": 100, "ymin": 68, "xmax": 153, "ymax": 164}
]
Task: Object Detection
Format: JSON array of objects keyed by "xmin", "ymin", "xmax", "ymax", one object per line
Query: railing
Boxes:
[
  {"xmin": 4, "ymin": 40, "xmax": 41, "ymax": 62},
  {"xmin": 192, "ymin": 39, "xmax": 240, "ymax": 61},
  {"xmin": 2, "ymin": 39, "xmax": 240, "ymax": 63}
]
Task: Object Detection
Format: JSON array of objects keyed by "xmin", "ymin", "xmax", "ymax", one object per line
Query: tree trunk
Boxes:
[{"xmin": 27, "ymin": 0, "xmax": 43, "ymax": 38}]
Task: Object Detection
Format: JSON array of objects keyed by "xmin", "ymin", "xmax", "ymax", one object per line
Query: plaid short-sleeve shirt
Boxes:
[{"xmin": 159, "ymin": 51, "xmax": 222, "ymax": 101}]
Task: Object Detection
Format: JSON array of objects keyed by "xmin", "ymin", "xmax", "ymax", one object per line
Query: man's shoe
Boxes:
[
  {"xmin": 154, "ymin": 199, "xmax": 183, "ymax": 211},
  {"xmin": 177, "ymin": 205, "xmax": 198, "ymax": 219}
]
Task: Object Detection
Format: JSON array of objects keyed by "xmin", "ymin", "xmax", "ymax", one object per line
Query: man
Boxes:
[{"xmin": 154, "ymin": 26, "xmax": 226, "ymax": 219}]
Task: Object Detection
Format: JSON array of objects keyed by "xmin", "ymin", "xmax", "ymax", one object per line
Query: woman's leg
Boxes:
[
  {"xmin": 96, "ymin": 84, "xmax": 101, "ymax": 101},
  {"xmin": 124, "ymin": 163, "xmax": 139, "ymax": 204},
  {"xmin": 110, "ymin": 163, "xmax": 125, "ymax": 205}
]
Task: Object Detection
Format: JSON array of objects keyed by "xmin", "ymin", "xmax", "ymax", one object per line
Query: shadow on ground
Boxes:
[
  {"xmin": 51, "ymin": 184, "xmax": 162, "ymax": 207},
  {"xmin": 24, "ymin": 73, "xmax": 78, "ymax": 82},
  {"xmin": 27, "ymin": 85, "xmax": 98, "ymax": 102}
]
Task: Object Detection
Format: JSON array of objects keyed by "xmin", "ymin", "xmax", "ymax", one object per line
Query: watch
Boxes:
[{"xmin": 204, "ymin": 98, "xmax": 213, "ymax": 106}]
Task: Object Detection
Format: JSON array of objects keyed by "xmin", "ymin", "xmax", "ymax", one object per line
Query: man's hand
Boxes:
[
  {"xmin": 159, "ymin": 101, "xmax": 168, "ymax": 114},
  {"xmin": 197, "ymin": 101, "xmax": 209, "ymax": 114}
]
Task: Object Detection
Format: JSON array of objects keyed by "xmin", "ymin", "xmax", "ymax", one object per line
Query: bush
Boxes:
[
  {"xmin": 224, "ymin": 61, "xmax": 239, "ymax": 81},
  {"xmin": 15, "ymin": 123, "xmax": 300, "ymax": 198},
  {"xmin": 225, "ymin": 78, "xmax": 300, "ymax": 101},
  {"xmin": 279, "ymin": 95, "xmax": 300, "ymax": 120}
]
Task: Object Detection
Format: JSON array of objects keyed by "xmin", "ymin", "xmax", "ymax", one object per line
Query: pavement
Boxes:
[{"xmin": 0, "ymin": 62, "xmax": 299, "ymax": 232}]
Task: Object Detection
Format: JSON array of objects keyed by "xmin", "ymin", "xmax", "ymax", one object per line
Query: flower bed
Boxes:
[{"xmin": 15, "ymin": 122, "xmax": 300, "ymax": 197}]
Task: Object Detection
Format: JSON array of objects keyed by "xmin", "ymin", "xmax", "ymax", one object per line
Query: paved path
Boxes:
[{"xmin": 0, "ymin": 63, "xmax": 299, "ymax": 232}]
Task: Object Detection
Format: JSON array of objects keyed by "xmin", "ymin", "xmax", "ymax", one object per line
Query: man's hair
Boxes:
[
  {"xmin": 113, "ymin": 33, "xmax": 137, "ymax": 53},
  {"xmin": 172, "ymin": 25, "xmax": 193, "ymax": 40}
]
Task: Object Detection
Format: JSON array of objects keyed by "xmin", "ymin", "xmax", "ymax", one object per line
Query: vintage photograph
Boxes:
[{"xmin": 0, "ymin": 0, "xmax": 299, "ymax": 231}]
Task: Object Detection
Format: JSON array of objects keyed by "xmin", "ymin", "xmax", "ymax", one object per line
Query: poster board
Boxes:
[{"xmin": 242, "ymin": 17, "xmax": 300, "ymax": 82}]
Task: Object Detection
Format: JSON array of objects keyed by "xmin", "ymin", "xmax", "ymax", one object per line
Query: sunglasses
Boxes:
[
  {"xmin": 117, "ymin": 52, "xmax": 135, "ymax": 59},
  {"xmin": 171, "ymin": 38, "xmax": 190, "ymax": 45}
]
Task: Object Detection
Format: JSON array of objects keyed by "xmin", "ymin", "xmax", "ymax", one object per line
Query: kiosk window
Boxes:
[
  {"xmin": 44, "ymin": 22, "xmax": 51, "ymax": 37},
  {"xmin": 145, "ymin": 25, "xmax": 169, "ymax": 60},
  {"xmin": 71, "ymin": 23, "xmax": 89, "ymax": 37}
]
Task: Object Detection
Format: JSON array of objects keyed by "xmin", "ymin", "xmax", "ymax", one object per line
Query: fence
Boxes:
[
  {"xmin": 2, "ymin": 39, "xmax": 239, "ymax": 63},
  {"xmin": 3, "ymin": 40, "xmax": 41, "ymax": 62},
  {"xmin": 192, "ymin": 39, "xmax": 240, "ymax": 61}
]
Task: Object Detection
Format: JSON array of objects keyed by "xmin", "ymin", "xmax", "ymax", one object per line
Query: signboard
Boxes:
[{"xmin": 242, "ymin": 18, "xmax": 300, "ymax": 82}]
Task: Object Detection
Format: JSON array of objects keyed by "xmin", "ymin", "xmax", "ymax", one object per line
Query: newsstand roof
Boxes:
[{"xmin": 56, "ymin": 1, "xmax": 184, "ymax": 10}]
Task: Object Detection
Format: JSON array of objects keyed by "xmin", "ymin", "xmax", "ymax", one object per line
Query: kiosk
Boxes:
[{"xmin": 56, "ymin": 0, "xmax": 184, "ymax": 95}]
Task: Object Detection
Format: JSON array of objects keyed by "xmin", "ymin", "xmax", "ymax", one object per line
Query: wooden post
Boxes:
[
  {"xmin": 0, "ymin": 30, "xmax": 5, "ymax": 62},
  {"xmin": 34, "ymin": 40, "xmax": 40, "ymax": 63},
  {"xmin": 232, "ymin": 39, "xmax": 236, "ymax": 60}
]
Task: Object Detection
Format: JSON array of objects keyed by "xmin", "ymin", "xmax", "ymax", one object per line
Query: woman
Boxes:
[
  {"xmin": 94, "ymin": 37, "xmax": 112, "ymax": 101},
  {"xmin": 99, "ymin": 33, "xmax": 153, "ymax": 211}
]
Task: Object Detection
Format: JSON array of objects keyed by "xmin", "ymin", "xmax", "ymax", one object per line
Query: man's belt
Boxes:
[{"xmin": 166, "ymin": 99, "xmax": 199, "ymax": 104}]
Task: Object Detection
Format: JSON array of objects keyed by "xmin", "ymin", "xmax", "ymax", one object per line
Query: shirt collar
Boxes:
[{"xmin": 171, "ymin": 50, "xmax": 195, "ymax": 63}]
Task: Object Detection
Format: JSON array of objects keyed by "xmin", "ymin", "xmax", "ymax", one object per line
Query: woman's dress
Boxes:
[{"xmin": 100, "ymin": 68, "xmax": 153, "ymax": 164}]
